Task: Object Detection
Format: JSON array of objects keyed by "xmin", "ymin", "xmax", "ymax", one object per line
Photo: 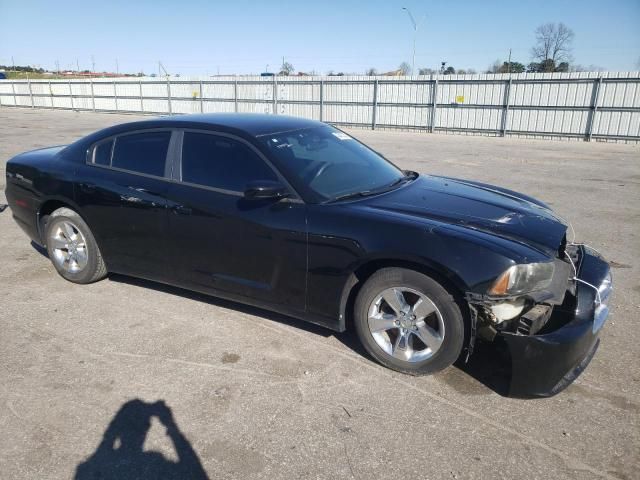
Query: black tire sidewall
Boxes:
[
  {"xmin": 354, "ymin": 268, "xmax": 465, "ymax": 375},
  {"xmin": 44, "ymin": 210, "xmax": 101, "ymax": 284}
]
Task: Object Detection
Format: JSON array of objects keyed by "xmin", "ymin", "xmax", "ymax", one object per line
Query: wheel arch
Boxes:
[
  {"xmin": 338, "ymin": 256, "xmax": 471, "ymax": 335},
  {"xmin": 37, "ymin": 196, "xmax": 87, "ymax": 244}
]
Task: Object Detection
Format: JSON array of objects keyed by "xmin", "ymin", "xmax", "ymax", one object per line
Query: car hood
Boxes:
[{"xmin": 358, "ymin": 175, "xmax": 567, "ymax": 255}]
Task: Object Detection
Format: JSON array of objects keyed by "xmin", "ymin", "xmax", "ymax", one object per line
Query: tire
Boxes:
[
  {"xmin": 354, "ymin": 267, "xmax": 465, "ymax": 375},
  {"xmin": 44, "ymin": 207, "xmax": 107, "ymax": 284}
]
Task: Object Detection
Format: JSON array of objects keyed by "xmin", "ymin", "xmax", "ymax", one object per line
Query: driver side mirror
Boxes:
[{"xmin": 244, "ymin": 180, "xmax": 290, "ymax": 200}]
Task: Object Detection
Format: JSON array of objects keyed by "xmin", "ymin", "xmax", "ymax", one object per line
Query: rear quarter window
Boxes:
[{"xmin": 91, "ymin": 139, "xmax": 113, "ymax": 166}]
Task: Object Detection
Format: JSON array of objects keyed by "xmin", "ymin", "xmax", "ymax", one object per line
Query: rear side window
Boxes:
[
  {"xmin": 92, "ymin": 139, "xmax": 113, "ymax": 166},
  {"xmin": 111, "ymin": 131, "xmax": 171, "ymax": 177},
  {"xmin": 181, "ymin": 132, "xmax": 277, "ymax": 191}
]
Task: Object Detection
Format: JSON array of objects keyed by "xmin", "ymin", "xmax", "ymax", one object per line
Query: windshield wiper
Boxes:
[
  {"xmin": 327, "ymin": 172, "xmax": 418, "ymax": 204},
  {"xmin": 384, "ymin": 171, "xmax": 419, "ymax": 189},
  {"xmin": 327, "ymin": 190, "xmax": 375, "ymax": 203}
]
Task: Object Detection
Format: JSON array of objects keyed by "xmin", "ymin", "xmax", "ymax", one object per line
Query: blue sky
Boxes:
[{"xmin": 1, "ymin": 0, "xmax": 639, "ymax": 74}]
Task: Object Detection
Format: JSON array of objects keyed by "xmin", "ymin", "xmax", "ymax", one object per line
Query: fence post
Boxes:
[
  {"xmin": 69, "ymin": 80, "xmax": 74, "ymax": 110},
  {"xmin": 501, "ymin": 77, "xmax": 512, "ymax": 136},
  {"xmin": 234, "ymin": 78, "xmax": 239, "ymax": 113},
  {"xmin": 319, "ymin": 79, "xmax": 324, "ymax": 122},
  {"xmin": 431, "ymin": 76, "xmax": 438, "ymax": 133},
  {"xmin": 139, "ymin": 80, "xmax": 144, "ymax": 112},
  {"xmin": 28, "ymin": 77, "xmax": 34, "ymax": 108},
  {"xmin": 371, "ymin": 79, "xmax": 378, "ymax": 130},
  {"xmin": 11, "ymin": 80, "xmax": 17, "ymax": 107},
  {"xmin": 166, "ymin": 77, "xmax": 172, "ymax": 115},
  {"xmin": 199, "ymin": 80, "xmax": 204, "ymax": 113},
  {"xmin": 586, "ymin": 77, "xmax": 602, "ymax": 141},
  {"xmin": 273, "ymin": 76, "xmax": 278, "ymax": 114},
  {"xmin": 90, "ymin": 78, "xmax": 96, "ymax": 112},
  {"xmin": 113, "ymin": 80, "xmax": 118, "ymax": 111}
]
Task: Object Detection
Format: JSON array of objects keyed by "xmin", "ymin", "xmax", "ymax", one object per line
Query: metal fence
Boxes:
[{"xmin": 1, "ymin": 72, "xmax": 639, "ymax": 142}]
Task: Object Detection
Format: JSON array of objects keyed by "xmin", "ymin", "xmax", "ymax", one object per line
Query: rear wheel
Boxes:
[
  {"xmin": 354, "ymin": 267, "xmax": 465, "ymax": 375},
  {"xmin": 44, "ymin": 207, "xmax": 107, "ymax": 284}
]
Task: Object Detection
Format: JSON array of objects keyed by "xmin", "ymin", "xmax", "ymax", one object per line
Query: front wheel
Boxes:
[
  {"xmin": 44, "ymin": 207, "xmax": 107, "ymax": 284},
  {"xmin": 354, "ymin": 268, "xmax": 465, "ymax": 375}
]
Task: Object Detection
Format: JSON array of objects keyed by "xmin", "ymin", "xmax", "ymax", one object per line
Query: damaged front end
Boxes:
[{"xmin": 466, "ymin": 244, "xmax": 612, "ymax": 398}]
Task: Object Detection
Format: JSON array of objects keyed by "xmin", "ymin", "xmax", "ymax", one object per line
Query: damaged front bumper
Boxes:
[{"xmin": 500, "ymin": 247, "xmax": 612, "ymax": 398}]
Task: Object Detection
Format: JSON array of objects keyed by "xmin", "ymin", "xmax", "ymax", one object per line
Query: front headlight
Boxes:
[{"xmin": 489, "ymin": 262, "xmax": 555, "ymax": 296}]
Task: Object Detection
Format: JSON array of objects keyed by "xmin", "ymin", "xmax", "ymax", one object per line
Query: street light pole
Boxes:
[{"xmin": 402, "ymin": 7, "xmax": 426, "ymax": 75}]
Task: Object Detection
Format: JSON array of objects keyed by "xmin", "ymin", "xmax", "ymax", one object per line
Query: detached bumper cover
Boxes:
[{"xmin": 500, "ymin": 248, "xmax": 611, "ymax": 398}]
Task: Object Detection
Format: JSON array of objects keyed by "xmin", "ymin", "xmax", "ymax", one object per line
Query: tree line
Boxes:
[{"xmin": 372, "ymin": 22, "xmax": 600, "ymax": 76}]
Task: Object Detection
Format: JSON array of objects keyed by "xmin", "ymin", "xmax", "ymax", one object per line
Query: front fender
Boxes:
[{"xmin": 306, "ymin": 203, "xmax": 551, "ymax": 331}]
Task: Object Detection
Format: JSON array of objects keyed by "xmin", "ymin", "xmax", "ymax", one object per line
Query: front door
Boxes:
[{"xmin": 166, "ymin": 131, "xmax": 307, "ymax": 311}]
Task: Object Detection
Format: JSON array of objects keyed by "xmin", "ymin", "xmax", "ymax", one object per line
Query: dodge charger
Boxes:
[{"xmin": 4, "ymin": 114, "xmax": 612, "ymax": 397}]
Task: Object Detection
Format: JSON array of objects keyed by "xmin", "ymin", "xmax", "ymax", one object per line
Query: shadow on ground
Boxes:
[
  {"xmin": 29, "ymin": 242, "xmax": 514, "ymax": 397},
  {"xmin": 108, "ymin": 273, "xmax": 514, "ymax": 397},
  {"xmin": 75, "ymin": 399, "xmax": 209, "ymax": 480}
]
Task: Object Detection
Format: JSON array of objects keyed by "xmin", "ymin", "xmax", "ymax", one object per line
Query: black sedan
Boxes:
[{"xmin": 4, "ymin": 114, "xmax": 612, "ymax": 397}]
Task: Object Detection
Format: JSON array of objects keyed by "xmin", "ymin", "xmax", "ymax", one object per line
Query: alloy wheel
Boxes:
[
  {"xmin": 367, "ymin": 287, "xmax": 445, "ymax": 363},
  {"xmin": 49, "ymin": 220, "xmax": 89, "ymax": 273}
]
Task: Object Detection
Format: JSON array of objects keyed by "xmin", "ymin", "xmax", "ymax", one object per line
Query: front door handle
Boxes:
[{"xmin": 172, "ymin": 204, "xmax": 192, "ymax": 215}]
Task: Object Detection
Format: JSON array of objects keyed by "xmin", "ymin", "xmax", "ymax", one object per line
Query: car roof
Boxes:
[{"xmin": 153, "ymin": 113, "xmax": 324, "ymax": 137}]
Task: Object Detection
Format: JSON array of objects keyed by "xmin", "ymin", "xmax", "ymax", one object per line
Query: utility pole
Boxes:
[
  {"xmin": 91, "ymin": 55, "xmax": 95, "ymax": 74},
  {"xmin": 158, "ymin": 61, "xmax": 169, "ymax": 77},
  {"xmin": 11, "ymin": 55, "xmax": 15, "ymax": 72},
  {"xmin": 507, "ymin": 48, "xmax": 512, "ymax": 74},
  {"xmin": 402, "ymin": 7, "xmax": 426, "ymax": 75},
  {"xmin": 76, "ymin": 58, "xmax": 80, "ymax": 73},
  {"xmin": 56, "ymin": 59, "xmax": 60, "ymax": 75}
]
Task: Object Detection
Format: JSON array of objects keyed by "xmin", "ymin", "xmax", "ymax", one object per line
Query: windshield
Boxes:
[{"xmin": 260, "ymin": 126, "xmax": 406, "ymax": 202}]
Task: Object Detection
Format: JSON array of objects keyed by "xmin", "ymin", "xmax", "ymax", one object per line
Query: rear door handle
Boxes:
[{"xmin": 172, "ymin": 204, "xmax": 192, "ymax": 215}]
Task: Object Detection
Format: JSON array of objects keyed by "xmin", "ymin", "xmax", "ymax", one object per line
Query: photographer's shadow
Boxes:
[{"xmin": 75, "ymin": 399, "xmax": 209, "ymax": 480}]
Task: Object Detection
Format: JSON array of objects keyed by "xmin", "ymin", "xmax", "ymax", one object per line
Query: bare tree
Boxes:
[
  {"xmin": 398, "ymin": 62, "xmax": 411, "ymax": 75},
  {"xmin": 531, "ymin": 22, "xmax": 574, "ymax": 66},
  {"xmin": 418, "ymin": 67, "xmax": 437, "ymax": 75},
  {"xmin": 365, "ymin": 67, "xmax": 378, "ymax": 76},
  {"xmin": 279, "ymin": 61, "xmax": 294, "ymax": 76}
]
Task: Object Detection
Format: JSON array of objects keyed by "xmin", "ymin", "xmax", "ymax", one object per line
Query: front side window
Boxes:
[
  {"xmin": 181, "ymin": 132, "xmax": 278, "ymax": 191},
  {"xmin": 260, "ymin": 126, "xmax": 404, "ymax": 202},
  {"xmin": 111, "ymin": 131, "xmax": 171, "ymax": 177}
]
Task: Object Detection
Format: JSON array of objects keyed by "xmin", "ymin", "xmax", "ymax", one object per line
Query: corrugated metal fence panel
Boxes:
[
  {"xmin": 376, "ymin": 81, "xmax": 432, "ymax": 128},
  {"xmin": 1, "ymin": 72, "xmax": 639, "ymax": 140},
  {"xmin": 322, "ymin": 80, "xmax": 374, "ymax": 125},
  {"xmin": 277, "ymin": 80, "xmax": 320, "ymax": 119}
]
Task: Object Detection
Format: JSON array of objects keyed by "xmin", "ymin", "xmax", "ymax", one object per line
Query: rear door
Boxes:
[
  {"xmin": 75, "ymin": 129, "xmax": 175, "ymax": 281},
  {"xmin": 165, "ymin": 130, "xmax": 307, "ymax": 311}
]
